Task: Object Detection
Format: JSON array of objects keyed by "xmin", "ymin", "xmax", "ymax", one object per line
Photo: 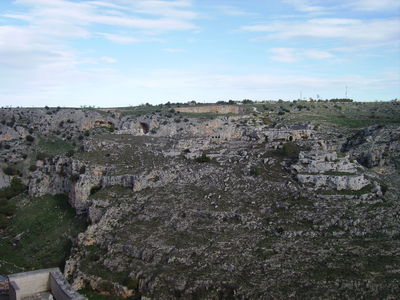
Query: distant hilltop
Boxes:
[{"xmin": 175, "ymin": 104, "xmax": 242, "ymax": 114}]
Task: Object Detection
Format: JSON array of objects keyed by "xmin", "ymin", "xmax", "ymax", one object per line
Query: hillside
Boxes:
[{"xmin": 0, "ymin": 101, "xmax": 399, "ymax": 299}]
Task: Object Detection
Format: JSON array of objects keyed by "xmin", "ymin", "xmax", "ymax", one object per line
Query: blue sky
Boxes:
[{"xmin": 0, "ymin": 0, "xmax": 399, "ymax": 107}]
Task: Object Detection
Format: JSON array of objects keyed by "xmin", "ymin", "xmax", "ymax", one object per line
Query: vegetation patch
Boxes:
[
  {"xmin": 37, "ymin": 137, "xmax": 75, "ymax": 157},
  {"xmin": 0, "ymin": 194, "xmax": 87, "ymax": 274},
  {"xmin": 195, "ymin": 153, "xmax": 211, "ymax": 163}
]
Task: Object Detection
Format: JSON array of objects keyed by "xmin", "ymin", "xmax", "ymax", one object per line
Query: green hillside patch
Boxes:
[
  {"xmin": 0, "ymin": 194, "xmax": 87, "ymax": 275},
  {"xmin": 37, "ymin": 137, "xmax": 75, "ymax": 158}
]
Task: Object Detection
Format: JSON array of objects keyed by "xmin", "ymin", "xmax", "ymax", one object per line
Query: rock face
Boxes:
[
  {"xmin": 0, "ymin": 169, "xmax": 10, "ymax": 188},
  {"xmin": 291, "ymin": 150, "xmax": 373, "ymax": 191},
  {"xmin": 1, "ymin": 106, "xmax": 399, "ymax": 299},
  {"xmin": 296, "ymin": 174, "xmax": 370, "ymax": 190},
  {"xmin": 342, "ymin": 125, "xmax": 400, "ymax": 169}
]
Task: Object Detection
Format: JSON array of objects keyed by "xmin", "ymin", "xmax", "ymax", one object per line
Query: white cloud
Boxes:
[
  {"xmin": 242, "ymin": 18, "xmax": 400, "ymax": 44},
  {"xmin": 345, "ymin": 0, "xmax": 400, "ymax": 11},
  {"xmin": 215, "ymin": 5, "xmax": 257, "ymax": 17},
  {"xmin": 305, "ymin": 50, "xmax": 334, "ymax": 59},
  {"xmin": 284, "ymin": 0, "xmax": 400, "ymax": 13},
  {"xmin": 130, "ymin": 0, "xmax": 198, "ymax": 20},
  {"xmin": 270, "ymin": 48, "xmax": 297, "ymax": 63},
  {"xmin": 100, "ymin": 56, "xmax": 117, "ymax": 63},
  {"xmin": 283, "ymin": 0, "xmax": 327, "ymax": 13},
  {"xmin": 11, "ymin": 0, "xmax": 198, "ymax": 35},
  {"xmin": 99, "ymin": 33, "xmax": 140, "ymax": 43},
  {"xmin": 269, "ymin": 48, "xmax": 334, "ymax": 63}
]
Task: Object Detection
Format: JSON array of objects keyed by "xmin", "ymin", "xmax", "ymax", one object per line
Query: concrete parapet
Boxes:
[
  {"xmin": 50, "ymin": 269, "xmax": 86, "ymax": 300},
  {"xmin": 8, "ymin": 268, "xmax": 86, "ymax": 300}
]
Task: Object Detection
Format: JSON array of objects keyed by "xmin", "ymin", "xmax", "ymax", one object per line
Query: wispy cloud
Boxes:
[
  {"xmin": 269, "ymin": 48, "xmax": 334, "ymax": 63},
  {"xmin": 215, "ymin": 5, "xmax": 257, "ymax": 17},
  {"xmin": 242, "ymin": 18, "xmax": 400, "ymax": 44},
  {"xmin": 284, "ymin": 0, "xmax": 400, "ymax": 13},
  {"xmin": 100, "ymin": 56, "xmax": 117, "ymax": 63},
  {"xmin": 283, "ymin": 0, "xmax": 327, "ymax": 14},
  {"xmin": 99, "ymin": 33, "xmax": 140, "ymax": 44},
  {"xmin": 344, "ymin": 0, "xmax": 400, "ymax": 11}
]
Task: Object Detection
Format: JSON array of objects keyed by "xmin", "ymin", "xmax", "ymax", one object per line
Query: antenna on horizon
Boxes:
[{"xmin": 345, "ymin": 85, "xmax": 348, "ymax": 98}]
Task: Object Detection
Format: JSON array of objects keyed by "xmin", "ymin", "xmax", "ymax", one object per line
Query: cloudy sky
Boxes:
[{"xmin": 0, "ymin": 0, "xmax": 399, "ymax": 107}]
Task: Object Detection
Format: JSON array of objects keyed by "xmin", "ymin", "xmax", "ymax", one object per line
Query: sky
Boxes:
[{"xmin": 0, "ymin": 0, "xmax": 399, "ymax": 107}]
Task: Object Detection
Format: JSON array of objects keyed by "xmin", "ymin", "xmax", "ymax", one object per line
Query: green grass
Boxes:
[
  {"xmin": 78, "ymin": 289, "xmax": 128, "ymax": 300},
  {"xmin": 274, "ymin": 102, "xmax": 400, "ymax": 128},
  {"xmin": 37, "ymin": 137, "xmax": 75, "ymax": 157},
  {"xmin": 319, "ymin": 184, "xmax": 373, "ymax": 196},
  {"xmin": 0, "ymin": 194, "xmax": 87, "ymax": 274},
  {"xmin": 323, "ymin": 171, "xmax": 356, "ymax": 176}
]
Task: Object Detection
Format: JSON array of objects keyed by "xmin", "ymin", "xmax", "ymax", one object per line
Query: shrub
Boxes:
[
  {"xmin": 26, "ymin": 135, "xmax": 35, "ymax": 142},
  {"xmin": 3, "ymin": 166, "xmax": 20, "ymax": 176},
  {"xmin": 124, "ymin": 278, "xmax": 139, "ymax": 291},
  {"xmin": 261, "ymin": 117, "xmax": 273, "ymax": 125},
  {"xmin": 0, "ymin": 201, "xmax": 16, "ymax": 216},
  {"xmin": 98, "ymin": 281, "xmax": 114, "ymax": 292},
  {"xmin": 280, "ymin": 142, "xmax": 300, "ymax": 158},
  {"xmin": 0, "ymin": 177, "xmax": 26, "ymax": 200},
  {"xmin": 196, "ymin": 153, "xmax": 211, "ymax": 163},
  {"xmin": 36, "ymin": 152, "xmax": 49, "ymax": 161},
  {"xmin": 90, "ymin": 185, "xmax": 102, "ymax": 195},
  {"xmin": 0, "ymin": 215, "xmax": 10, "ymax": 229},
  {"xmin": 29, "ymin": 165, "xmax": 38, "ymax": 172},
  {"xmin": 66, "ymin": 150, "xmax": 75, "ymax": 157},
  {"xmin": 70, "ymin": 174, "xmax": 80, "ymax": 182},
  {"xmin": 250, "ymin": 167, "xmax": 262, "ymax": 176},
  {"xmin": 79, "ymin": 166, "xmax": 86, "ymax": 174}
]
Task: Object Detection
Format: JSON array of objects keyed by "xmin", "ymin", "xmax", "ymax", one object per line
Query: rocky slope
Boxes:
[{"xmin": 0, "ymin": 103, "xmax": 399, "ymax": 299}]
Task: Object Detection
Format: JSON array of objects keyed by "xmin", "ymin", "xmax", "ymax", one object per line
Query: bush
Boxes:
[
  {"xmin": 250, "ymin": 167, "xmax": 262, "ymax": 176},
  {"xmin": 280, "ymin": 142, "xmax": 300, "ymax": 158},
  {"xmin": 70, "ymin": 174, "xmax": 80, "ymax": 182},
  {"xmin": 66, "ymin": 150, "xmax": 75, "ymax": 157},
  {"xmin": 124, "ymin": 278, "xmax": 139, "ymax": 291},
  {"xmin": 261, "ymin": 117, "xmax": 273, "ymax": 125},
  {"xmin": 97, "ymin": 280, "xmax": 114, "ymax": 292},
  {"xmin": 9, "ymin": 177, "xmax": 27, "ymax": 194},
  {"xmin": 36, "ymin": 152, "xmax": 49, "ymax": 161},
  {"xmin": 26, "ymin": 135, "xmax": 35, "ymax": 142},
  {"xmin": 196, "ymin": 153, "xmax": 211, "ymax": 163},
  {"xmin": 0, "ymin": 201, "xmax": 16, "ymax": 216},
  {"xmin": 90, "ymin": 185, "xmax": 102, "ymax": 195},
  {"xmin": 79, "ymin": 166, "xmax": 86, "ymax": 174},
  {"xmin": 3, "ymin": 166, "xmax": 20, "ymax": 176},
  {"xmin": 0, "ymin": 214, "xmax": 10, "ymax": 229},
  {"xmin": 0, "ymin": 177, "xmax": 26, "ymax": 200},
  {"xmin": 29, "ymin": 165, "xmax": 38, "ymax": 172}
]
